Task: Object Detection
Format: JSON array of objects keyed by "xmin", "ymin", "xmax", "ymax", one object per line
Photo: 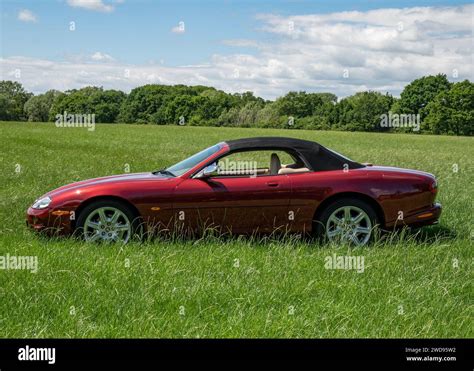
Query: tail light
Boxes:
[{"xmin": 429, "ymin": 179, "xmax": 438, "ymax": 195}]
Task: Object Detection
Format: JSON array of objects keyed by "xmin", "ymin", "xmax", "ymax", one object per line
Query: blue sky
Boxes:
[{"xmin": 1, "ymin": 0, "xmax": 472, "ymax": 99}]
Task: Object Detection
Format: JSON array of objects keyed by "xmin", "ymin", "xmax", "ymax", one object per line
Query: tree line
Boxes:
[{"xmin": 0, "ymin": 74, "xmax": 472, "ymax": 136}]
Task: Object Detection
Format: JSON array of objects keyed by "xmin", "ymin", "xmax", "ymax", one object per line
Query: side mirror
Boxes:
[{"xmin": 196, "ymin": 163, "xmax": 219, "ymax": 179}]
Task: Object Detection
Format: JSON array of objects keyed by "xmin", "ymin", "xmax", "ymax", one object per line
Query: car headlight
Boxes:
[{"xmin": 32, "ymin": 196, "xmax": 52, "ymax": 209}]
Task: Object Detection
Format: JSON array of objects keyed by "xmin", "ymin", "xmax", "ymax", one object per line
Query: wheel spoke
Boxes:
[
  {"xmin": 327, "ymin": 228, "xmax": 342, "ymax": 238},
  {"xmin": 352, "ymin": 212, "xmax": 365, "ymax": 224},
  {"xmin": 98, "ymin": 209, "xmax": 107, "ymax": 223},
  {"xmin": 344, "ymin": 207, "xmax": 351, "ymax": 222},
  {"xmin": 355, "ymin": 226, "xmax": 370, "ymax": 235},
  {"xmin": 329, "ymin": 215, "xmax": 343, "ymax": 226},
  {"xmin": 110, "ymin": 210, "xmax": 120, "ymax": 224},
  {"xmin": 349, "ymin": 234, "xmax": 360, "ymax": 245},
  {"xmin": 89, "ymin": 231, "xmax": 103, "ymax": 242},
  {"xmin": 114, "ymin": 223, "xmax": 130, "ymax": 231},
  {"xmin": 86, "ymin": 221, "xmax": 100, "ymax": 230}
]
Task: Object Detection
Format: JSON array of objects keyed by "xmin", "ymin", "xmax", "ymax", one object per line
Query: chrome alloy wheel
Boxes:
[
  {"xmin": 325, "ymin": 205, "xmax": 372, "ymax": 246},
  {"xmin": 83, "ymin": 206, "xmax": 132, "ymax": 243}
]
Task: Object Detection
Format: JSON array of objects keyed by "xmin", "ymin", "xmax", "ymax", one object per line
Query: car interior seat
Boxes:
[{"xmin": 270, "ymin": 153, "xmax": 281, "ymax": 175}]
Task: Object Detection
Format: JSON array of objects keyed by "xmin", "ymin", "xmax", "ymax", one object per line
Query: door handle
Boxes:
[{"xmin": 266, "ymin": 182, "xmax": 279, "ymax": 187}]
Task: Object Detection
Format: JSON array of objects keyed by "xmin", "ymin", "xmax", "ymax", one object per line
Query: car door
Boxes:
[
  {"xmin": 172, "ymin": 174, "xmax": 292, "ymax": 234},
  {"xmin": 286, "ymin": 171, "xmax": 328, "ymax": 232}
]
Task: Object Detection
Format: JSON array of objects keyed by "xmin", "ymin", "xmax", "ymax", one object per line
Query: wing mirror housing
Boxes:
[{"xmin": 195, "ymin": 163, "xmax": 219, "ymax": 179}]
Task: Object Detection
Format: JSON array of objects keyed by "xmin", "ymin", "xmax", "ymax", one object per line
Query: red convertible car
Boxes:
[{"xmin": 27, "ymin": 137, "xmax": 441, "ymax": 246}]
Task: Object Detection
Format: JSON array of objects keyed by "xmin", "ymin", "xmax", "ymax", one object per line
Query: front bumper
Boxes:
[{"xmin": 26, "ymin": 207, "xmax": 73, "ymax": 235}]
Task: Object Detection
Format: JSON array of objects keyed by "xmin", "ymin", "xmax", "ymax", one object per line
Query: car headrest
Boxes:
[{"xmin": 270, "ymin": 153, "xmax": 281, "ymax": 175}]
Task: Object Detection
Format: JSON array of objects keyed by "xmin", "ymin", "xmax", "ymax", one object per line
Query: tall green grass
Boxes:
[{"xmin": 0, "ymin": 122, "xmax": 472, "ymax": 338}]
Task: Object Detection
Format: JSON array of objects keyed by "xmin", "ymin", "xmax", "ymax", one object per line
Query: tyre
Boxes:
[
  {"xmin": 76, "ymin": 199, "xmax": 141, "ymax": 243},
  {"xmin": 315, "ymin": 198, "xmax": 379, "ymax": 246}
]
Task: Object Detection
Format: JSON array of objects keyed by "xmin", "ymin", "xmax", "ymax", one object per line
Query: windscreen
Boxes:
[{"xmin": 166, "ymin": 143, "xmax": 223, "ymax": 176}]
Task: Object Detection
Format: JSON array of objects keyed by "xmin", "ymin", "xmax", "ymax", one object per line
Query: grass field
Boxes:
[{"xmin": 0, "ymin": 121, "xmax": 472, "ymax": 338}]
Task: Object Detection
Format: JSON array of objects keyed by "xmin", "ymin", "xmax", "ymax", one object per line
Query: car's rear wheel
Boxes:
[
  {"xmin": 316, "ymin": 198, "xmax": 379, "ymax": 246},
  {"xmin": 76, "ymin": 200, "xmax": 139, "ymax": 243}
]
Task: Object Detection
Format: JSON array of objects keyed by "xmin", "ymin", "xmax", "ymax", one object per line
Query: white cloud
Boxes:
[
  {"xmin": 18, "ymin": 9, "xmax": 37, "ymax": 22},
  {"xmin": 2, "ymin": 5, "xmax": 473, "ymax": 100},
  {"xmin": 90, "ymin": 52, "xmax": 115, "ymax": 62},
  {"xmin": 67, "ymin": 0, "xmax": 115, "ymax": 13}
]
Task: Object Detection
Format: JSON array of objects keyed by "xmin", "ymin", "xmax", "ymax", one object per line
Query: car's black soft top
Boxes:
[{"xmin": 224, "ymin": 137, "xmax": 364, "ymax": 171}]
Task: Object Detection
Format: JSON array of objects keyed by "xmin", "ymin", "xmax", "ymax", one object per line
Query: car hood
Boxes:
[{"xmin": 46, "ymin": 172, "xmax": 171, "ymax": 196}]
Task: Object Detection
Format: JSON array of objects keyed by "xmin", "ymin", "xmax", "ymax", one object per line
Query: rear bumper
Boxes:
[{"xmin": 388, "ymin": 202, "xmax": 442, "ymax": 228}]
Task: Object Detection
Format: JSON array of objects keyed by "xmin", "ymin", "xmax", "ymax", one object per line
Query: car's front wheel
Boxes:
[
  {"xmin": 316, "ymin": 198, "xmax": 379, "ymax": 246},
  {"xmin": 76, "ymin": 200, "xmax": 139, "ymax": 243}
]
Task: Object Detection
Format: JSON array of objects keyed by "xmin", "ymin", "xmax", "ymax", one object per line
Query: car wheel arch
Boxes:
[
  {"xmin": 72, "ymin": 195, "xmax": 142, "ymax": 231},
  {"xmin": 312, "ymin": 192, "xmax": 385, "ymax": 229}
]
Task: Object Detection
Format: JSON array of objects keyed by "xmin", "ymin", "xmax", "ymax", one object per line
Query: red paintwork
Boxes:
[{"xmin": 26, "ymin": 143, "xmax": 441, "ymax": 236}]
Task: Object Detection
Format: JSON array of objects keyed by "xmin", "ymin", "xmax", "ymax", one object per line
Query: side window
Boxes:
[{"xmin": 216, "ymin": 150, "xmax": 295, "ymax": 177}]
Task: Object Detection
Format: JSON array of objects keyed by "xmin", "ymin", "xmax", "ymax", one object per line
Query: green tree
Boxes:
[
  {"xmin": 315, "ymin": 93, "xmax": 337, "ymax": 105},
  {"xmin": 119, "ymin": 85, "xmax": 170, "ymax": 124},
  {"xmin": 232, "ymin": 91, "xmax": 265, "ymax": 108},
  {"xmin": 2, "ymin": 77, "xmax": 471, "ymax": 136},
  {"xmin": 24, "ymin": 90, "xmax": 63, "ymax": 122},
  {"xmin": 161, "ymin": 94, "xmax": 198, "ymax": 125},
  {"xmin": 397, "ymin": 74, "xmax": 451, "ymax": 119},
  {"xmin": 336, "ymin": 92, "xmax": 394, "ymax": 132},
  {"xmin": 424, "ymin": 80, "xmax": 474, "ymax": 136},
  {"xmin": 49, "ymin": 87, "xmax": 126, "ymax": 123},
  {"xmin": 255, "ymin": 102, "xmax": 280, "ymax": 127},
  {"xmin": 273, "ymin": 91, "xmax": 337, "ymax": 120},
  {"xmin": 275, "ymin": 91, "xmax": 321, "ymax": 118},
  {"xmin": 217, "ymin": 101, "xmax": 265, "ymax": 127},
  {"xmin": 0, "ymin": 81, "xmax": 32, "ymax": 121},
  {"xmin": 120, "ymin": 84, "xmax": 238, "ymax": 125},
  {"xmin": 198, "ymin": 89, "xmax": 235, "ymax": 120}
]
